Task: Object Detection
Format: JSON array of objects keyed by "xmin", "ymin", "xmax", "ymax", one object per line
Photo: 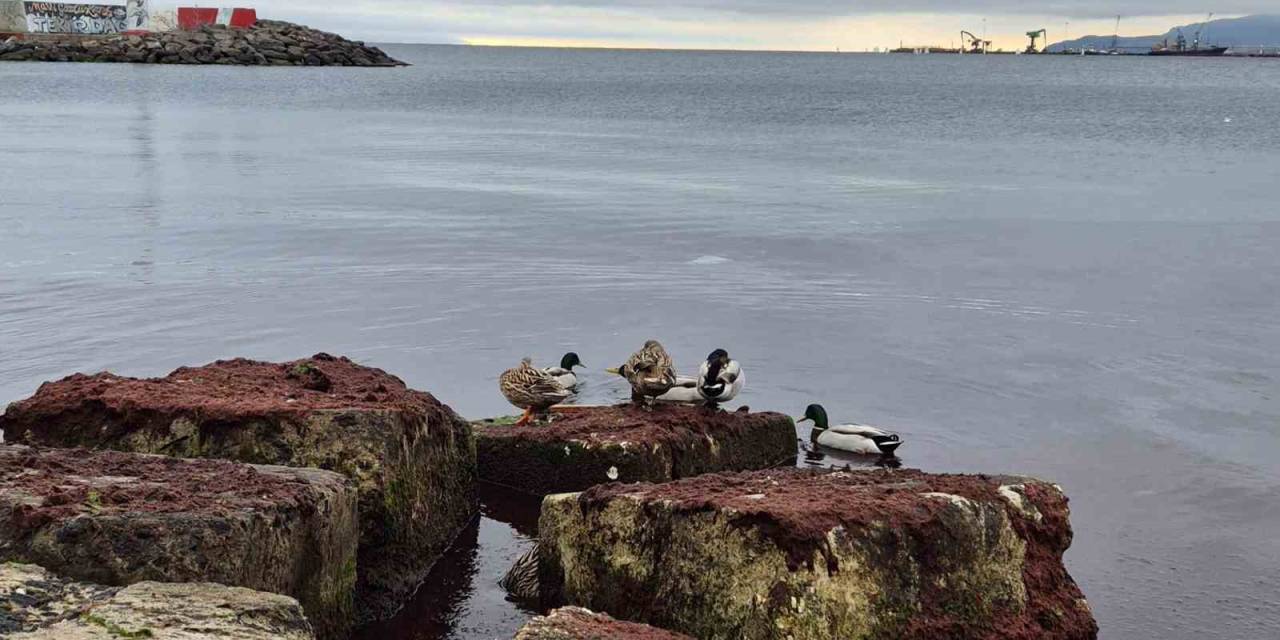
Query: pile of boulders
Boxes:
[
  {"xmin": 0, "ymin": 350, "xmax": 1099, "ymax": 639},
  {"xmin": 0, "ymin": 20, "xmax": 404, "ymax": 66}
]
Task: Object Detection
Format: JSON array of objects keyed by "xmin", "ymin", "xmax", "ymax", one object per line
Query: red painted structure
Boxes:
[{"xmin": 177, "ymin": 7, "xmax": 257, "ymax": 30}]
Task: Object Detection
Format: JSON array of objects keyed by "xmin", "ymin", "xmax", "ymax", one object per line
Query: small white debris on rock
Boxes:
[{"xmin": 606, "ymin": 466, "xmax": 619, "ymax": 481}]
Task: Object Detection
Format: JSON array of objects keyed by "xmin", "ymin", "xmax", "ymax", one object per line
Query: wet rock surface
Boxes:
[
  {"xmin": 0, "ymin": 353, "xmax": 478, "ymax": 624},
  {"xmin": 0, "ymin": 20, "xmax": 405, "ymax": 66},
  {"xmin": 473, "ymin": 404, "xmax": 798, "ymax": 496},
  {"xmin": 0, "ymin": 445, "xmax": 355, "ymax": 639},
  {"xmin": 537, "ymin": 467, "xmax": 1098, "ymax": 640},
  {"xmin": 1, "ymin": 562, "xmax": 315, "ymax": 639},
  {"xmin": 515, "ymin": 606, "xmax": 692, "ymax": 640}
]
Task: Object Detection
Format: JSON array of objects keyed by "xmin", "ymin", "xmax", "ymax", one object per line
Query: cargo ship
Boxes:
[{"xmin": 1149, "ymin": 27, "xmax": 1227, "ymax": 56}]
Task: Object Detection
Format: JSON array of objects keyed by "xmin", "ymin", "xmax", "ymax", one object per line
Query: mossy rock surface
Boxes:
[
  {"xmin": 515, "ymin": 606, "xmax": 692, "ymax": 640},
  {"xmin": 1, "ymin": 562, "xmax": 315, "ymax": 639},
  {"xmin": 537, "ymin": 468, "xmax": 1098, "ymax": 640},
  {"xmin": 0, "ymin": 353, "xmax": 478, "ymax": 625},
  {"xmin": 0, "ymin": 448, "xmax": 351, "ymax": 638},
  {"xmin": 473, "ymin": 404, "xmax": 797, "ymax": 496}
]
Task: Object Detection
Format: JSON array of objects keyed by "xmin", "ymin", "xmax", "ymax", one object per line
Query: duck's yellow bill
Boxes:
[{"xmin": 605, "ymin": 367, "xmax": 621, "ymax": 375}]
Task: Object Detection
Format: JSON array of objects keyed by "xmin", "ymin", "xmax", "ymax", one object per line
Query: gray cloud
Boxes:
[
  {"xmin": 438, "ymin": 1, "xmax": 1276, "ymax": 19},
  {"xmin": 245, "ymin": 1, "xmax": 1278, "ymax": 45}
]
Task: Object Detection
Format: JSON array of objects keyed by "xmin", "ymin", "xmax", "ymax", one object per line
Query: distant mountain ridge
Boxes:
[{"xmin": 1048, "ymin": 14, "xmax": 1280, "ymax": 52}]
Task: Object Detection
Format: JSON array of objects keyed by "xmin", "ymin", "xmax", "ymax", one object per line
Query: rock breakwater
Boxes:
[{"xmin": 0, "ymin": 20, "xmax": 405, "ymax": 66}]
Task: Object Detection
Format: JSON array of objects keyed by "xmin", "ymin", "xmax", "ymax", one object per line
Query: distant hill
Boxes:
[{"xmin": 1047, "ymin": 14, "xmax": 1280, "ymax": 53}]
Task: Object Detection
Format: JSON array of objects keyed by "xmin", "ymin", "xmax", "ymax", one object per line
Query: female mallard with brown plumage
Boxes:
[
  {"xmin": 500, "ymin": 358, "xmax": 574, "ymax": 425},
  {"xmin": 607, "ymin": 339, "xmax": 678, "ymax": 406}
]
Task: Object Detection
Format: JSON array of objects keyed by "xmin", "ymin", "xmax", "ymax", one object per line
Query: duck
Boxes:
[
  {"xmin": 499, "ymin": 358, "xmax": 575, "ymax": 425},
  {"xmin": 607, "ymin": 340, "xmax": 678, "ymax": 406},
  {"xmin": 796, "ymin": 404, "xmax": 903, "ymax": 456},
  {"xmin": 499, "ymin": 545, "xmax": 540, "ymax": 602},
  {"xmin": 542, "ymin": 352, "xmax": 584, "ymax": 391},
  {"xmin": 697, "ymin": 348, "xmax": 744, "ymax": 408}
]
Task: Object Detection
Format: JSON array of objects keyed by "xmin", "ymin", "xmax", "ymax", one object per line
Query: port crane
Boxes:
[
  {"xmin": 1025, "ymin": 28, "xmax": 1046, "ymax": 54},
  {"xmin": 960, "ymin": 30, "xmax": 990, "ymax": 54}
]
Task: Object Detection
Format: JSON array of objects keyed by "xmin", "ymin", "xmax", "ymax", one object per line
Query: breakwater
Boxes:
[{"xmin": 0, "ymin": 19, "xmax": 405, "ymax": 65}]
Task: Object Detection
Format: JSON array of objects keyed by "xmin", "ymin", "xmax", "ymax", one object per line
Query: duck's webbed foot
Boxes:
[{"xmin": 513, "ymin": 407, "xmax": 535, "ymax": 426}]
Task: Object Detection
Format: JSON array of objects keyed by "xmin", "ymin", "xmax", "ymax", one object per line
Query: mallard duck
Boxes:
[
  {"xmin": 607, "ymin": 340, "xmax": 678, "ymax": 406},
  {"xmin": 697, "ymin": 348, "xmax": 744, "ymax": 407},
  {"xmin": 542, "ymin": 352, "xmax": 584, "ymax": 391},
  {"xmin": 797, "ymin": 404, "xmax": 903, "ymax": 456},
  {"xmin": 656, "ymin": 375, "xmax": 701, "ymax": 403},
  {"xmin": 499, "ymin": 545, "xmax": 540, "ymax": 601},
  {"xmin": 499, "ymin": 358, "xmax": 574, "ymax": 425}
]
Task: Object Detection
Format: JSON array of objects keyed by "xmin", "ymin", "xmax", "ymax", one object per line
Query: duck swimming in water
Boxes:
[
  {"xmin": 499, "ymin": 358, "xmax": 575, "ymax": 425},
  {"xmin": 697, "ymin": 348, "xmax": 744, "ymax": 408},
  {"xmin": 607, "ymin": 340, "xmax": 678, "ymax": 406},
  {"xmin": 797, "ymin": 404, "xmax": 903, "ymax": 456},
  {"xmin": 542, "ymin": 352, "xmax": 584, "ymax": 391}
]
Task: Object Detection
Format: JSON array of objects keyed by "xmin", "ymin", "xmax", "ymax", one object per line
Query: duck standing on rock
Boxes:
[
  {"xmin": 607, "ymin": 340, "xmax": 678, "ymax": 406},
  {"xmin": 500, "ymin": 358, "xmax": 575, "ymax": 426},
  {"xmin": 797, "ymin": 404, "xmax": 903, "ymax": 456},
  {"xmin": 697, "ymin": 348, "xmax": 744, "ymax": 408},
  {"xmin": 542, "ymin": 352, "xmax": 584, "ymax": 391}
]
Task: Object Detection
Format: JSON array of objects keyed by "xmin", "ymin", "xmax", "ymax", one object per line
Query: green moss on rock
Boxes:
[
  {"xmin": 536, "ymin": 468, "xmax": 1097, "ymax": 640},
  {"xmin": 0, "ymin": 354, "xmax": 478, "ymax": 625}
]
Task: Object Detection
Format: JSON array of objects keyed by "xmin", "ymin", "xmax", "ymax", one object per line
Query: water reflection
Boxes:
[
  {"xmin": 800, "ymin": 440, "xmax": 903, "ymax": 469},
  {"xmin": 354, "ymin": 484, "xmax": 545, "ymax": 640}
]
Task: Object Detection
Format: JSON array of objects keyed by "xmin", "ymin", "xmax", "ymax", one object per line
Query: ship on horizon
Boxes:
[{"xmin": 1149, "ymin": 19, "xmax": 1228, "ymax": 56}]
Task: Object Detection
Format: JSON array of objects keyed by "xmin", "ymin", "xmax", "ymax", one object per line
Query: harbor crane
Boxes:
[
  {"xmin": 1025, "ymin": 28, "xmax": 1047, "ymax": 54},
  {"xmin": 960, "ymin": 30, "xmax": 991, "ymax": 54}
]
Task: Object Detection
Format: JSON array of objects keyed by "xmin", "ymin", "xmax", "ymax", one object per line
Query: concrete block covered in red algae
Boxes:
[
  {"xmin": 515, "ymin": 606, "xmax": 693, "ymax": 640},
  {"xmin": 1, "ymin": 562, "xmax": 316, "ymax": 639},
  {"xmin": 536, "ymin": 468, "xmax": 1099, "ymax": 640},
  {"xmin": 473, "ymin": 404, "xmax": 798, "ymax": 496},
  {"xmin": 0, "ymin": 353, "xmax": 479, "ymax": 625},
  {"xmin": 0, "ymin": 446, "xmax": 352, "ymax": 639}
]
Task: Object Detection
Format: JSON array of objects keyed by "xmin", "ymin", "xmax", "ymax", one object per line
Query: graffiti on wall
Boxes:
[
  {"xmin": 23, "ymin": 2, "xmax": 127, "ymax": 34},
  {"xmin": 125, "ymin": 0, "xmax": 146, "ymax": 31}
]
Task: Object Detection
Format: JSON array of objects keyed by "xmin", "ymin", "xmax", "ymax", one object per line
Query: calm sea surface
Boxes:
[{"xmin": 3, "ymin": 46, "xmax": 1280, "ymax": 639}]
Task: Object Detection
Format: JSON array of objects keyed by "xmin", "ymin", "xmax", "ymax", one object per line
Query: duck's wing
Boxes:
[
  {"xmin": 543, "ymin": 366, "xmax": 569, "ymax": 377},
  {"xmin": 829, "ymin": 423, "xmax": 894, "ymax": 438},
  {"xmin": 672, "ymin": 376, "xmax": 698, "ymax": 388}
]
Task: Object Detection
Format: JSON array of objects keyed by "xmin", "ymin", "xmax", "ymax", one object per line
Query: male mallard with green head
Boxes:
[
  {"xmin": 607, "ymin": 340, "xmax": 678, "ymax": 406},
  {"xmin": 500, "ymin": 358, "xmax": 574, "ymax": 425},
  {"xmin": 797, "ymin": 403, "xmax": 904, "ymax": 456},
  {"xmin": 542, "ymin": 352, "xmax": 584, "ymax": 391}
]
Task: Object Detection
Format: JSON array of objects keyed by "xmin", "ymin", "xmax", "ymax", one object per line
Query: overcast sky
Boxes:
[{"xmin": 238, "ymin": 2, "xmax": 1277, "ymax": 49}]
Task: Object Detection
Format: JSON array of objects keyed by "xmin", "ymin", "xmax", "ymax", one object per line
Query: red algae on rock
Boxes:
[
  {"xmin": 0, "ymin": 445, "xmax": 356, "ymax": 640},
  {"xmin": 0, "ymin": 354, "xmax": 478, "ymax": 625},
  {"xmin": 0, "ymin": 446, "xmax": 317, "ymax": 530},
  {"xmin": 538, "ymin": 467, "xmax": 1097, "ymax": 640},
  {"xmin": 2, "ymin": 353, "xmax": 429, "ymax": 425},
  {"xmin": 515, "ymin": 606, "xmax": 693, "ymax": 640},
  {"xmin": 474, "ymin": 404, "xmax": 797, "ymax": 495}
]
